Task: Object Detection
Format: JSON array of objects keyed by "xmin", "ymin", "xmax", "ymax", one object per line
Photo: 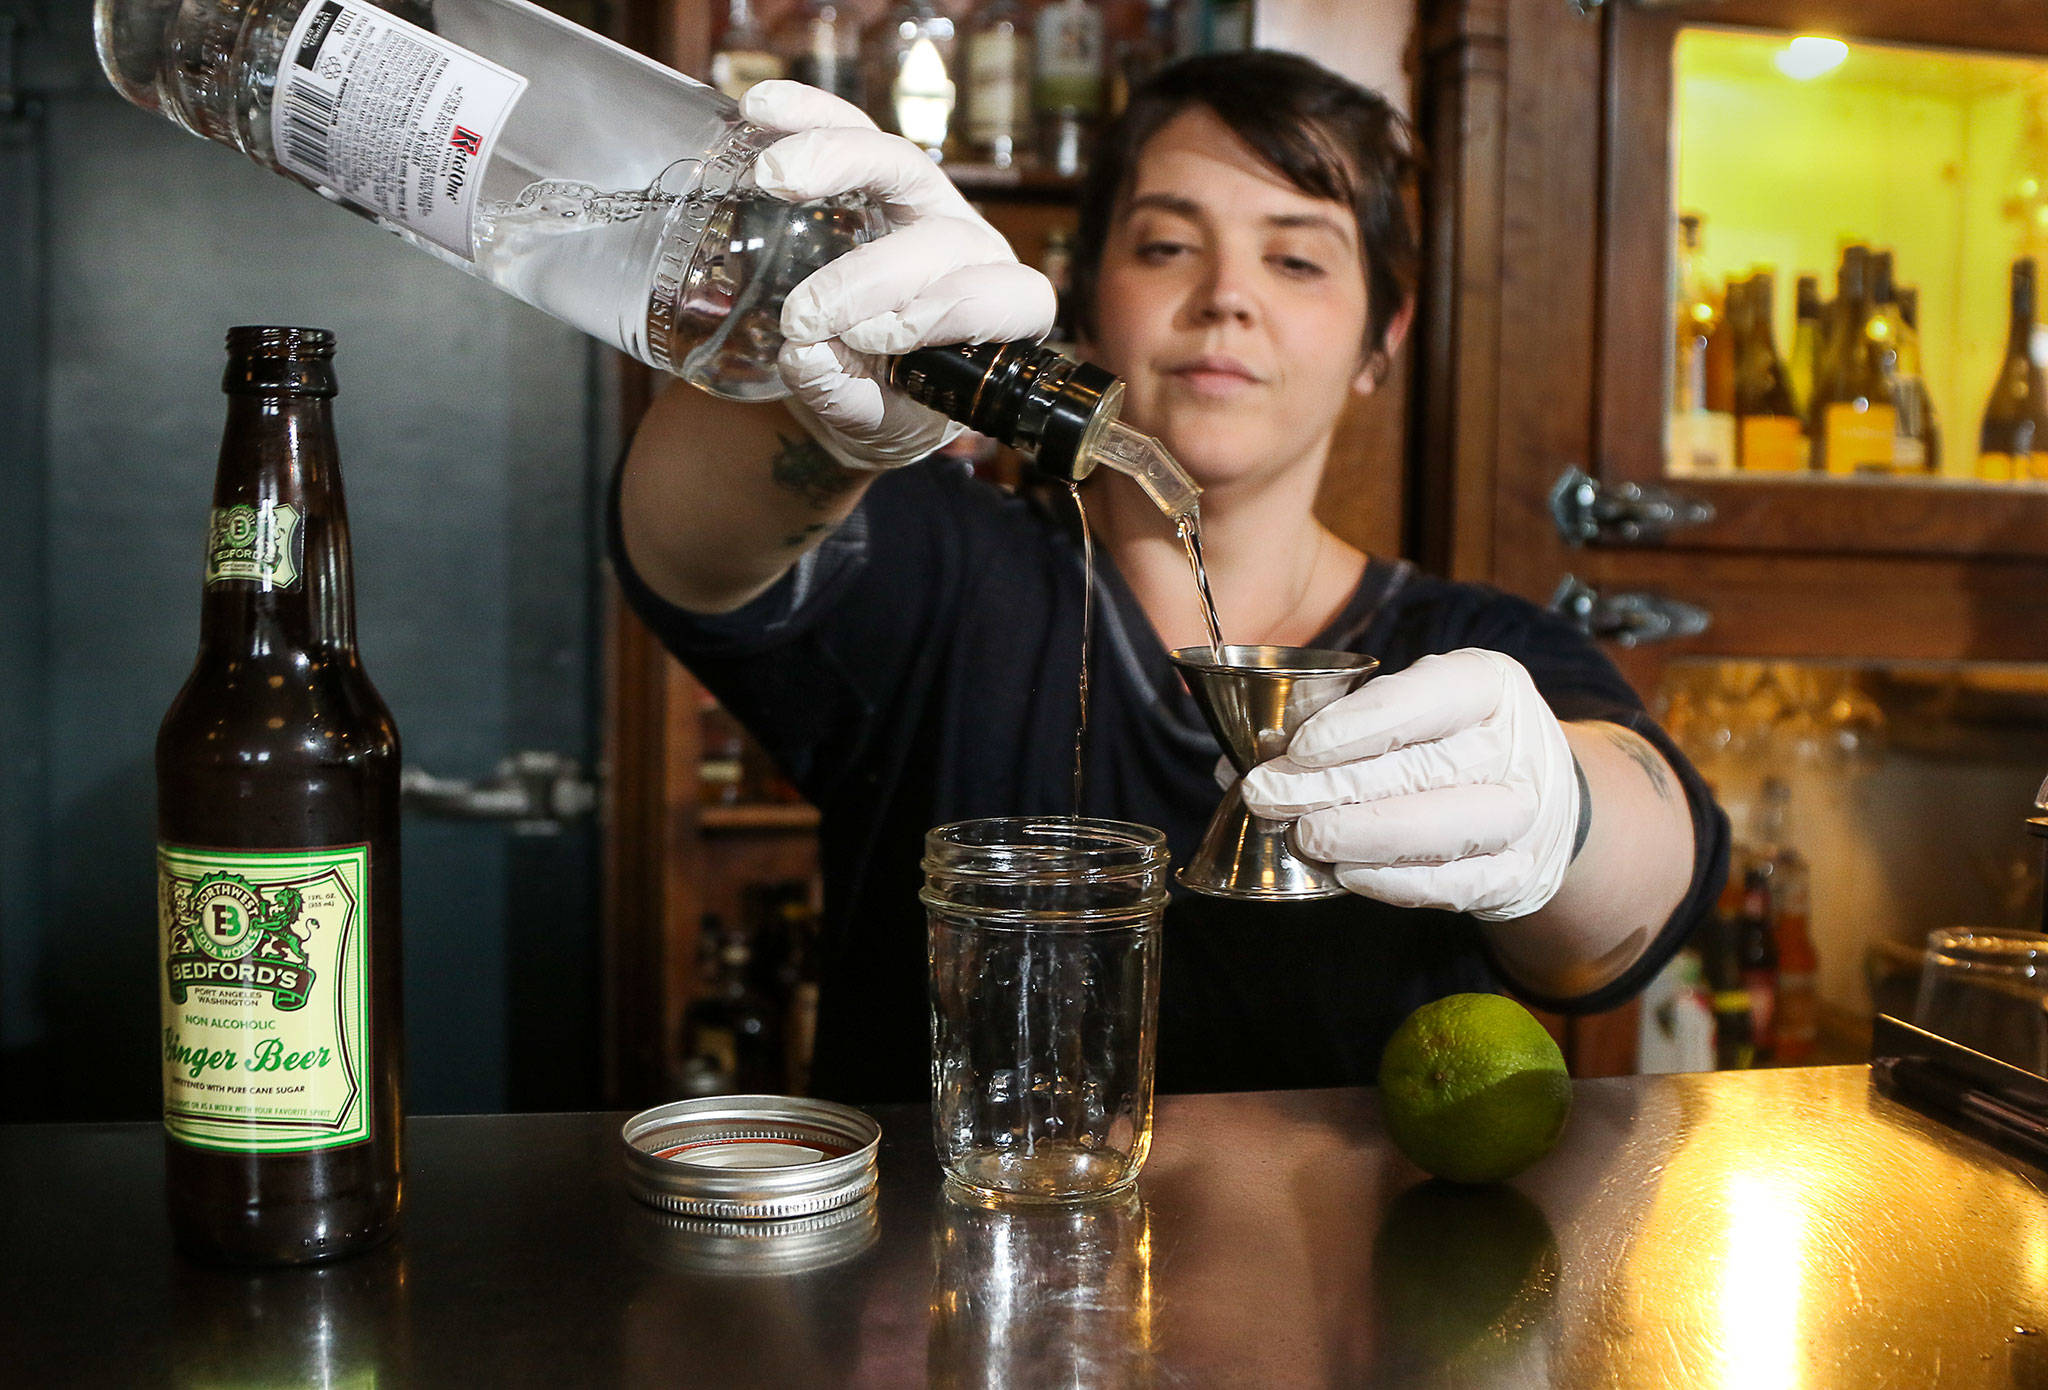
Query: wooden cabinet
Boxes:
[{"xmin": 1419, "ymin": 0, "xmax": 2048, "ymax": 671}]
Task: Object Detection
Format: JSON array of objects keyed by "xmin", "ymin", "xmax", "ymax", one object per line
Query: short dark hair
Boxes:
[{"xmin": 1068, "ymin": 51, "xmax": 1422, "ymax": 367}]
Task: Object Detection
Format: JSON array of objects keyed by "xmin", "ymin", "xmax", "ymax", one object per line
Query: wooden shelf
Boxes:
[
  {"xmin": 946, "ymin": 163, "xmax": 1084, "ymax": 204},
  {"xmin": 699, "ymin": 803, "xmax": 822, "ymax": 832}
]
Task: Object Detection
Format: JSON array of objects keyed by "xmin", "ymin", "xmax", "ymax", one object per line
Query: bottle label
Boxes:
[
  {"xmin": 205, "ymin": 502, "xmax": 303, "ymax": 589},
  {"xmin": 270, "ymin": 0, "xmax": 528, "ymax": 259},
  {"xmin": 1980, "ymin": 451, "xmax": 2022, "ymax": 483},
  {"xmin": 1736, "ymin": 415, "xmax": 1807, "ymax": 472},
  {"xmin": 159, "ymin": 843, "xmax": 373, "ymax": 1152},
  {"xmin": 967, "ymin": 30, "xmax": 1024, "ymax": 141},
  {"xmin": 1034, "ymin": 8, "xmax": 1104, "ymax": 115},
  {"xmin": 710, "ymin": 49, "xmax": 784, "ymax": 102},
  {"xmin": 1821, "ymin": 402, "xmax": 1897, "ymax": 475}
]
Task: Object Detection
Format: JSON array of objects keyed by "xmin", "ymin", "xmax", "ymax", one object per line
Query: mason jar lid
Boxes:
[{"xmin": 620, "ymin": 1095, "xmax": 880, "ymax": 1221}]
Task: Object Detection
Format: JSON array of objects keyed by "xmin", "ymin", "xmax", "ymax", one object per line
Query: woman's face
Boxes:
[{"xmin": 1085, "ymin": 106, "xmax": 1382, "ymax": 494}]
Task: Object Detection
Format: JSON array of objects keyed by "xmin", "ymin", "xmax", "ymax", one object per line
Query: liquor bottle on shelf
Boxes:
[
  {"xmin": 1203, "ymin": 0, "xmax": 1253, "ymax": 51},
  {"xmin": 1034, "ymin": 0, "xmax": 1106, "ymax": 177},
  {"xmin": 1737, "ymin": 865, "xmax": 1778, "ymax": 1063},
  {"xmin": 710, "ymin": 0, "xmax": 784, "ymax": 102},
  {"xmin": 864, "ymin": 0, "xmax": 959, "ymax": 160},
  {"xmin": 1671, "ymin": 213, "xmax": 1733, "ymax": 473},
  {"xmin": 1751, "ymin": 778, "xmax": 1819, "ymax": 1065},
  {"xmin": 1043, "ymin": 226, "xmax": 1079, "ymax": 353},
  {"xmin": 740, "ymin": 880, "xmax": 819, "ymax": 1088},
  {"xmin": 1891, "ymin": 282, "xmax": 1939, "ymax": 475},
  {"xmin": 963, "ymin": 0, "xmax": 1033, "ymax": 169},
  {"xmin": 773, "ymin": 0, "xmax": 864, "ymax": 106},
  {"xmin": 1810, "ymin": 245, "xmax": 1897, "ymax": 476},
  {"xmin": 698, "ymin": 691, "xmax": 746, "ymax": 806},
  {"xmin": 1111, "ymin": 0, "xmax": 1182, "ymax": 115},
  {"xmin": 1864, "ymin": 251, "xmax": 1923, "ymax": 474},
  {"xmin": 679, "ymin": 915, "xmax": 784, "ymax": 1094},
  {"xmin": 1732, "ymin": 273, "xmax": 1806, "ymax": 472},
  {"xmin": 1788, "ymin": 274, "xmax": 1822, "ymax": 423},
  {"xmin": 1977, "ymin": 257, "xmax": 2048, "ymax": 484},
  {"xmin": 1697, "ymin": 868, "xmax": 1752, "ymax": 1070}
]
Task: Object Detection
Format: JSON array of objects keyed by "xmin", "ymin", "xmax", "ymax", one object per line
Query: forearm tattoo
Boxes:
[
  {"xmin": 769, "ymin": 431, "xmax": 862, "ymax": 510},
  {"xmin": 1597, "ymin": 723, "xmax": 1680, "ymax": 805}
]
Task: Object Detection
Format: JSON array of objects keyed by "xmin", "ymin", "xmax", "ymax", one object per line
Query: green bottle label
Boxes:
[
  {"xmin": 158, "ymin": 843, "xmax": 372, "ymax": 1152},
  {"xmin": 205, "ymin": 502, "xmax": 303, "ymax": 589}
]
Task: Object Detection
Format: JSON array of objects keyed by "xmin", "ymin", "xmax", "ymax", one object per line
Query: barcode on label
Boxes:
[{"xmin": 279, "ymin": 80, "xmax": 340, "ymax": 181}]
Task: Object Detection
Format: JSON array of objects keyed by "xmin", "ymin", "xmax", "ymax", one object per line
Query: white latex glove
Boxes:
[
  {"xmin": 1238, "ymin": 648, "xmax": 1582, "ymax": 922},
  {"xmin": 742, "ymin": 81, "xmax": 1058, "ymax": 470}
]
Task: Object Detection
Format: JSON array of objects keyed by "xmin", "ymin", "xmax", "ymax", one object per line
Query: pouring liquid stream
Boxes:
[
  {"xmin": 1069, "ymin": 482, "xmax": 1093, "ymax": 818},
  {"xmin": 1177, "ymin": 514, "xmax": 1225, "ymax": 659}
]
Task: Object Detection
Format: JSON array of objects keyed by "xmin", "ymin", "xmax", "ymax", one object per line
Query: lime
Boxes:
[{"xmin": 1376, "ymin": 993, "xmax": 1571, "ymax": 1184}]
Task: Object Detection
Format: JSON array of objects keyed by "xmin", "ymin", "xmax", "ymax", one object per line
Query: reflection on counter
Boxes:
[
  {"xmin": 626, "ymin": 1194, "xmax": 880, "ymax": 1279},
  {"xmin": 927, "ymin": 1185, "xmax": 1154, "ymax": 1387},
  {"xmin": 1642, "ymin": 659, "xmax": 2048, "ymax": 1075},
  {"xmin": 171, "ymin": 1240, "xmax": 410, "ymax": 1387},
  {"xmin": 1371, "ymin": 1181, "xmax": 1558, "ymax": 1384},
  {"xmin": 1562, "ymin": 1069, "xmax": 2048, "ymax": 1387}
]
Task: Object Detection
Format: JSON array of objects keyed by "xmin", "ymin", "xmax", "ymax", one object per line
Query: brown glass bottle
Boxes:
[{"xmin": 156, "ymin": 326, "xmax": 402, "ymax": 1265}]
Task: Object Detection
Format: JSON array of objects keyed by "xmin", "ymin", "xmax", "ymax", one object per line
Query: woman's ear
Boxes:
[{"xmin": 1351, "ymin": 295, "xmax": 1416, "ymax": 397}]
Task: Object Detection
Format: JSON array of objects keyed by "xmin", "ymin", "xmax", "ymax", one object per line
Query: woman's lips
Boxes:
[{"xmin": 1166, "ymin": 357, "xmax": 1262, "ymax": 399}]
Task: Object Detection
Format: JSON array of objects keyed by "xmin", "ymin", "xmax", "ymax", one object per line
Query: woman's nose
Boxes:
[{"xmin": 1194, "ymin": 256, "xmax": 1259, "ymax": 325}]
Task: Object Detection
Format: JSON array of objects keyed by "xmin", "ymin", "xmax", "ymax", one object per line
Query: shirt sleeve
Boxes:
[
  {"xmin": 1446, "ymin": 590, "xmax": 1732, "ymax": 1016},
  {"xmin": 605, "ymin": 459, "xmax": 973, "ymax": 808}
]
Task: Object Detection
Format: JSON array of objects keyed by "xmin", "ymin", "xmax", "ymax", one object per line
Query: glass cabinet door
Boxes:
[{"xmin": 1601, "ymin": 2, "xmax": 2048, "ymax": 561}]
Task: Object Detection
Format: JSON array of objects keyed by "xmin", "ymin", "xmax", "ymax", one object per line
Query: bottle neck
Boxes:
[
  {"xmin": 198, "ymin": 392, "xmax": 357, "ymax": 658},
  {"xmin": 2012, "ymin": 270, "xmax": 2037, "ymax": 358}
]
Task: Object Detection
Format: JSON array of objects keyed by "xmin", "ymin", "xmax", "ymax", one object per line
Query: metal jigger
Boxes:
[{"xmin": 1170, "ymin": 645, "xmax": 1379, "ymax": 900}]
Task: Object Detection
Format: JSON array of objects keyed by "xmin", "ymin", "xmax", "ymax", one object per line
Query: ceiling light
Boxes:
[{"xmin": 1775, "ymin": 36, "xmax": 1849, "ymax": 81}]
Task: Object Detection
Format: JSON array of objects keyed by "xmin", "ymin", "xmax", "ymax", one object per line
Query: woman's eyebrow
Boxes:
[
  {"xmin": 1124, "ymin": 192, "xmax": 1205, "ymax": 218},
  {"xmin": 1267, "ymin": 212, "xmax": 1352, "ymax": 242}
]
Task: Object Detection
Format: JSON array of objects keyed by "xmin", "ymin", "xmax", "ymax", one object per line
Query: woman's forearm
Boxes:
[
  {"xmin": 1479, "ymin": 720, "xmax": 1697, "ymax": 1002},
  {"xmin": 619, "ymin": 380, "xmax": 875, "ymax": 615}
]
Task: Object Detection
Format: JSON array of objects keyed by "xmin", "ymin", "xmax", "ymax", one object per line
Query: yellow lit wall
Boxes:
[{"xmin": 1676, "ymin": 29, "xmax": 2048, "ymax": 477}]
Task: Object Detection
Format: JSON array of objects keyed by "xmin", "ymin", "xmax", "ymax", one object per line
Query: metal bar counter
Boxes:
[{"xmin": 4, "ymin": 1066, "xmax": 2046, "ymax": 1386}]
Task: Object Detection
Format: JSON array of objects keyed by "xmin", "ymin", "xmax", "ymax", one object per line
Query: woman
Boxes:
[{"xmin": 617, "ymin": 53, "xmax": 1728, "ymax": 1102}]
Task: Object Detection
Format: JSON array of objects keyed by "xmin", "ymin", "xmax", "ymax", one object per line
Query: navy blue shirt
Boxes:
[{"xmin": 612, "ymin": 460, "xmax": 1729, "ymax": 1103}]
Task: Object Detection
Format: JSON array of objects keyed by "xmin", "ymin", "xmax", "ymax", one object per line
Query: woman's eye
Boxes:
[
  {"xmin": 1136, "ymin": 241, "xmax": 1190, "ymax": 264},
  {"xmin": 1272, "ymin": 255, "xmax": 1326, "ymax": 279}
]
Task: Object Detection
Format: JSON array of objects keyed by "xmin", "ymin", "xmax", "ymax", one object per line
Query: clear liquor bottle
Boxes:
[
  {"xmin": 96, "ymin": 0, "xmax": 877, "ymax": 399},
  {"xmin": 1891, "ymin": 281, "xmax": 1939, "ymax": 475},
  {"xmin": 1671, "ymin": 212, "xmax": 1732, "ymax": 472}
]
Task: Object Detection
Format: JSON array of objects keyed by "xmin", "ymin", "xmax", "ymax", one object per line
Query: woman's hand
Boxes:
[
  {"xmin": 743, "ymin": 82, "xmax": 1057, "ymax": 469},
  {"xmin": 1238, "ymin": 649, "xmax": 1582, "ymax": 921}
]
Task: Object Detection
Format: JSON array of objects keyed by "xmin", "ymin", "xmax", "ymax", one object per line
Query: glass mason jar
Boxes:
[
  {"xmin": 922, "ymin": 817, "xmax": 1168, "ymax": 1204},
  {"xmin": 1914, "ymin": 927, "xmax": 2048, "ymax": 1074}
]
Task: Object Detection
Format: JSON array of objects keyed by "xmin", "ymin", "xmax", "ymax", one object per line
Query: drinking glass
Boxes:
[
  {"xmin": 1912, "ymin": 927, "xmax": 2048, "ymax": 1075},
  {"xmin": 922, "ymin": 817, "xmax": 1169, "ymax": 1204}
]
